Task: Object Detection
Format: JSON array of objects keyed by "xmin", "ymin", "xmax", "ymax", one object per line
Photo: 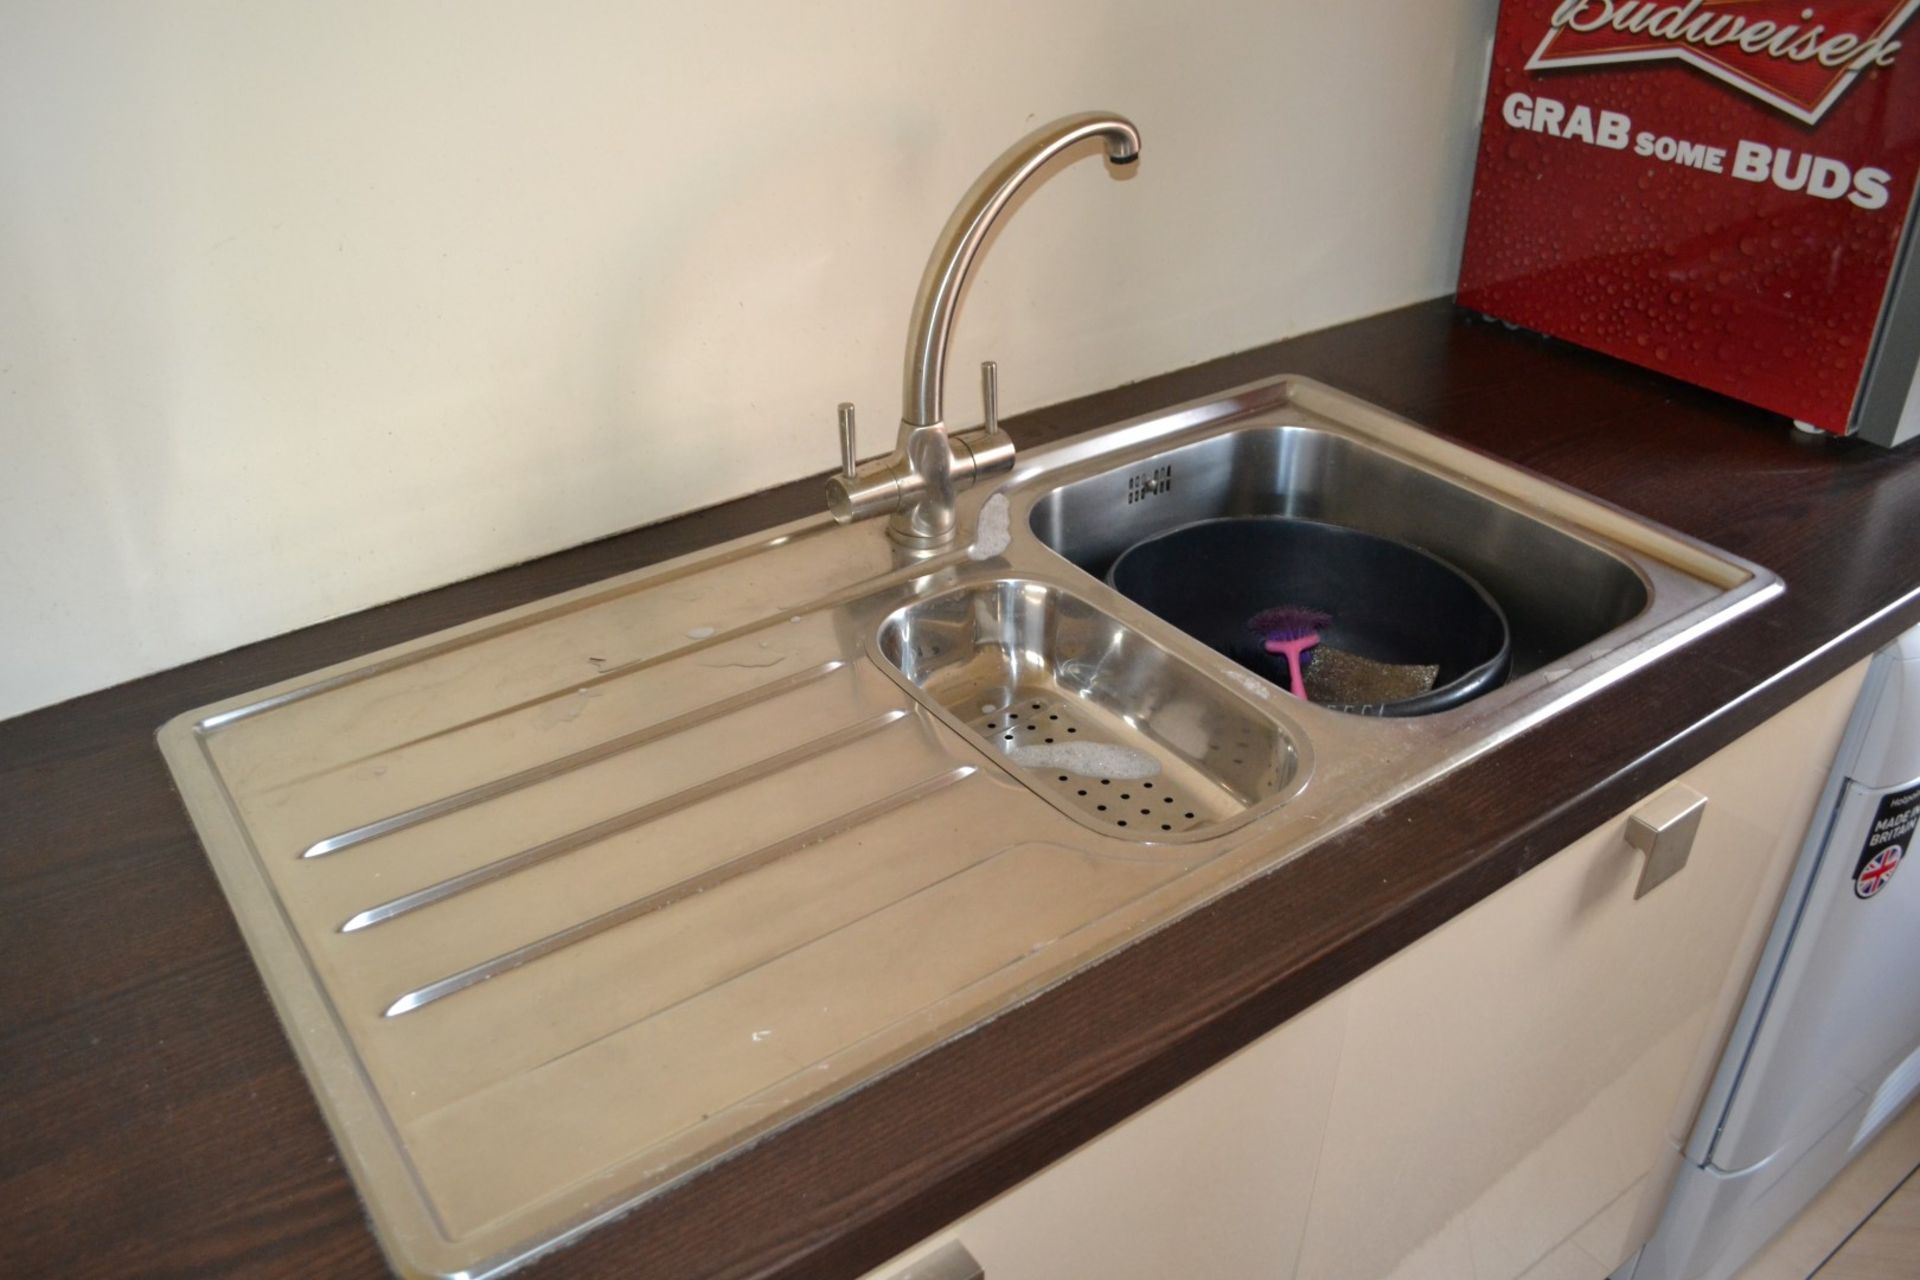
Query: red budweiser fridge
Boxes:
[{"xmin": 1457, "ymin": 1, "xmax": 1920, "ymax": 445}]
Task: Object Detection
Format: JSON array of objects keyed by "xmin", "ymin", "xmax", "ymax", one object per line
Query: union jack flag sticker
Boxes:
[{"xmin": 1857, "ymin": 843, "xmax": 1905, "ymax": 899}]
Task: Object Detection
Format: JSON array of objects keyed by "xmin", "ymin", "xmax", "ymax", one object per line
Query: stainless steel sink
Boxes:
[
  {"xmin": 984, "ymin": 377, "xmax": 1772, "ymax": 739},
  {"xmin": 1028, "ymin": 422, "xmax": 1650, "ymax": 678},
  {"xmin": 876, "ymin": 579, "xmax": 1303, "ymax": 840},
  {"xmin": 158, "ymin": 373, "xmax": 1779, "ymax": 1280}
]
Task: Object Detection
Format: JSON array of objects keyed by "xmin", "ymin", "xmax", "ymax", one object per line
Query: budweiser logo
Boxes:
[{"xmin": 1530, "ymin": 0, "xmax": 1918, "ymax": 123}]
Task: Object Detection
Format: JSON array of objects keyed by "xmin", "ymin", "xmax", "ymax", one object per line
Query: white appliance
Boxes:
[{"xmin": 1627, "ymin": 627, "xmax": 1920, "ymax": 1280}]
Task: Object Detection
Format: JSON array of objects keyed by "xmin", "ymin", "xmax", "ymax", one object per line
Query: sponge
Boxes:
[{"xmin": 1303, "ymin": 646, "xmax": 1439, "ymax": 707}]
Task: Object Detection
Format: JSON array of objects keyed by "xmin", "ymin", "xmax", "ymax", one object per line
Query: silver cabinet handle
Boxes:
[
  {"xmin": 1626, "ymin": 785, "xmax": 1707, "ymax": 899},
  {"xmin": 884, "ymin": 1240, "xmax": 984, "ymax": 1280}
]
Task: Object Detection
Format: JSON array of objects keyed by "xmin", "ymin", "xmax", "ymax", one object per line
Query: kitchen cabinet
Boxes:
[
  {"xmin": 862, "ymin": 660, "xmax": 1867, "ymax": 1280},
  {"xmin": 860, "ymin": 990, "xmax": 1347, "ymax": 1280}
]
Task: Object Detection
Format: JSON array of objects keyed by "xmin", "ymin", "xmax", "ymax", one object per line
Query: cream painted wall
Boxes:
[{"xmin": 0, "ymin": 1, "xmax": 1495, "ymax": 720}]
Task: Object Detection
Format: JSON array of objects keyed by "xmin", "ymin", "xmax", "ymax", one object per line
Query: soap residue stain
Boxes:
[
  {"xmin": 533, "ymin": 687, "xmax": 601, "ymax": 729},
  {"xmin": 1225, "ymin": 670, "xmax": 1275, "ymax": 701},
  {"xmin": 969, "ymin": 492, "xmax": 1012, "ymax": 561},
  {"xmin": 686, "ymin": 626, "xmax": 717, "ymax": 640},
  {"xmin": 699, "ymin": 651, "xmax": 788, "ymax": 670},
  {"xmin": 1007, "ymin": 741, "xmax": 1161, "ymax": 779}
]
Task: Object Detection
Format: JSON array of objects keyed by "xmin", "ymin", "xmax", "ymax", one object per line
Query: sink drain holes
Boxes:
[{"xmin": 965, "ymin": 696, "xmax": 1212, "ymax": 839}]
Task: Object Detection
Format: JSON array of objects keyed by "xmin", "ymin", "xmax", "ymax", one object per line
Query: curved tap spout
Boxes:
[
  {"xmin": 900, "ymin": 112, "xmax": 1141, "ymax": 429},
  {"xmin": 825, "ymin": 111, "xmax": 1140, "ymax": 550}
]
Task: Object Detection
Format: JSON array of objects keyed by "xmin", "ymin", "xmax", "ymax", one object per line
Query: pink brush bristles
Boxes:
[{"xmin": 1248, "ymin": 606, "xmax": 1331, "ymax": 699}]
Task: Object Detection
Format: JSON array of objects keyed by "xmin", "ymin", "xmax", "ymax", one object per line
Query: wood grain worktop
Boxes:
[{"xmin": 7, "ymin": 297, "xmax": 1920, "ymax": 1279}]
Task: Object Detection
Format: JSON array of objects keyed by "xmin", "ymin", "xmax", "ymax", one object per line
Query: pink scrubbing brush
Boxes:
[{"xmin": 1247, "ymin": 605, "xmax": 1331, "ymax": 699}]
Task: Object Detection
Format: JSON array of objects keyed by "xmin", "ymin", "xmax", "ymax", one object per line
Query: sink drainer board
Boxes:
[
  {"xmin": 877, "ymin": 579, "xmax": 1299, "ymax": 839},
  {"xmin": 160, "ymin": 542, "xmax": 1267, "ymax": 1280}
]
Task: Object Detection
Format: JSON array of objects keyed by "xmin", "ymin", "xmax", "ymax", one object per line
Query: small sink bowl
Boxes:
[{"xmin": 876, "ymin": 579, "xmax": 1302, "ymax": 840}]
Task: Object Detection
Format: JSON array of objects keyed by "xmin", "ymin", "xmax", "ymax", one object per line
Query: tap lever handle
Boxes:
[
  {"xmin": 980, "ymin": 361, "xmax": 999, "ymax": 436},
  {"xmin": 837, "ymin": 402, "xmax": 858, "ymax": 480}
]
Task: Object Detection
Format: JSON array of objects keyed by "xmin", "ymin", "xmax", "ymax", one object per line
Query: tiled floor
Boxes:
[{"xmin": 1732, "ymin": 1102, "xmax": 1920, "ymax": 1280}]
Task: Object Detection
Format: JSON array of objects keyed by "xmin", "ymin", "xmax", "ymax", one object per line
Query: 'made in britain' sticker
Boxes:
[{"xmin": 1855, "ymin": 780, "xmax": 1920, "ymax": 899}]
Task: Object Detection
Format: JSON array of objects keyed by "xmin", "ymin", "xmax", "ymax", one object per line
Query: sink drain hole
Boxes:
[{"xmin": 964, "ymin": 696, "xmax": 1215, "ymax": 839}]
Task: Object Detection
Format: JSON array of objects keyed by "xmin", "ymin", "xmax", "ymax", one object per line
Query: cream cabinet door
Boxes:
[
  {"xmin": 862, "ymin": 662, "xmax": 1865, "ymax": 1280},
  {"xmin": 1293, "ymin": 662, "xmax": 1867, "ymax": 1280},
  {"xmin": 862, "ymin": 990, "xmax": 1348, "ymax": 1280}
]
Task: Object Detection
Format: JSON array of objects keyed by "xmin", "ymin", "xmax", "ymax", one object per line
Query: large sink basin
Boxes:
[
  {"xmin": 157, "ymin": 374, "xmax": 1778, "ymax": 1279},
  {"xmin": 1029, "ymin": 422, "xmax": 1649, "ymax": 678},
  {"xmin": 985, "ymin": 377, "xmax": 1772, "ymax": 741}
]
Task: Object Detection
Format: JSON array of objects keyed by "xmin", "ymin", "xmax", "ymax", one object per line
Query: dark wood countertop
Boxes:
[{"xmin": 8, "ymin": 297, "xmax": 1920, "ymax": 1280}]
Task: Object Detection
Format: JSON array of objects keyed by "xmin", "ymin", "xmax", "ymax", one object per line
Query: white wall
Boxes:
[{"xmin": 0, "ymin": 1, "xmax": 1495, "ymax": 720}]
